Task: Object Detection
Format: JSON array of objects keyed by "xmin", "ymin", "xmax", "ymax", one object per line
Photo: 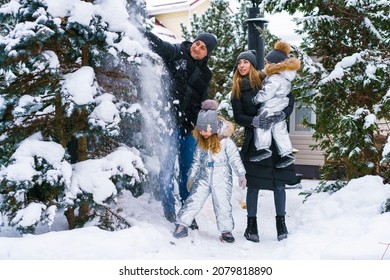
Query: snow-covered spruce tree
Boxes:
[
  {"xmin": 264, "ymin": 0, "xmax": 390, "ymax": 180},
  {"xmin": 0, "ymin": 0, "xmax": 165, "ymax": 233}
]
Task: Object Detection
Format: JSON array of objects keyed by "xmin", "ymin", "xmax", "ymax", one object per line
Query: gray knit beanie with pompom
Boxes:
[{"xmin": 196, "ymin": 99, "xmax": 219, "ymax": 133}]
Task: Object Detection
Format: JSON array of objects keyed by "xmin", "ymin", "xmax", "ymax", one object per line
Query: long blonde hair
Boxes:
[
  {"xmin": 192, "ymin": 128, "xmax": 221, "ymax": 155},
  {"xmin": 231, "ymin": 65, "xmax": 264, "ymax": 99}
]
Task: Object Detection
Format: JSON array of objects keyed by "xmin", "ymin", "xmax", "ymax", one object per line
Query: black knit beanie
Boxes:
[
  {"xmin": 194, "ymin": 32, "xmax": 218, "ymax": 55},
  {"xmin": 236, "ymin": 50, "xmax": 257, "ymax": 67}
]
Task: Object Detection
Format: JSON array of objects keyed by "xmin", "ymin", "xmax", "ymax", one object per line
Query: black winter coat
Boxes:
[
  {"xmin": 145, "ymin": 31, "xmax": 211, "ymax": 135},
  {"xmin": 231, "ymin": 78, "xmax": 297, "ymax": 190}
]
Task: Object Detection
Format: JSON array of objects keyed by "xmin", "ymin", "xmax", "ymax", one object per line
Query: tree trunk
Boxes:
[
  {"xmin": 64, "ymin": 207, "xmax": 76, "ymax": 230},
  {"xmin": 64, "ymin": 42, "xmax": 91, "ymax": 230}
]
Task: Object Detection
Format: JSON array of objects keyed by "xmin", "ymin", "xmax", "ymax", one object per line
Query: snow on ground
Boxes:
[{"xmin": 1, "ymin": 176, "xmax": 389, "ymax": 261}]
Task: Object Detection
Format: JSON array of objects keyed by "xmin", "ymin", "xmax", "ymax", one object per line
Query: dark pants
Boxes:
[
  {"xmin": 160, "ymin": 129, "xmax": 197, "ymax": 214},
  {"xmin": 246, "ymin": 185, "xmax": 286, "ymax": 217}
]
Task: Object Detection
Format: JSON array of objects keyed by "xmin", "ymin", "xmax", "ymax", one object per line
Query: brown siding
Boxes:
[{"xmin": 291, "ymin": 134, "xmax": 324, "ymax": 166}]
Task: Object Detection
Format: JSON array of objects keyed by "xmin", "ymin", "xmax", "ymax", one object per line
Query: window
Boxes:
[{"xmin": 290, "ymin": 101, "xmax": 315, "ymax": 134}]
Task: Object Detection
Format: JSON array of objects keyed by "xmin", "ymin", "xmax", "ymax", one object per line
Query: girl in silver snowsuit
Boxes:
[
  {"xmin": 251, "ymin": 41, "xmax": 301, "ymax": 168},
  {"xmin": 173, "ymin": 100, "xmax": 246, "ymax": 243}
]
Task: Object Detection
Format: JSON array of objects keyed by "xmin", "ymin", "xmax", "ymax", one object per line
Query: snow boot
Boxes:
[
  {"xmin": 276, "ymin": 154, "xmax": 295, "ymax": 168},
  {"xmin": 220, "ymin": 231, "xmax": 235, "ymax": 243},
  {"xmin": 173, "ymin": 224, "xmax": 188, "ymax": 239},
  {"xmin": 244, "ymin": 216, "xmax": 259, "ymax": 243},
  {"xmin": 249, "ymin": 149, "xmax": 272, "ymax": 162},
  {"xmin": 189, "ymin": 219, "xmax": 199, "ymax": 230},
  {"xmin": 276, "ymin": 215, "xmax": 288, "ymax": 241}
]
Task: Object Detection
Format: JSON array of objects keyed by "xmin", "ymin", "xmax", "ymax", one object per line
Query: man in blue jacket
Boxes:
[{"xmin": 144, "ymin": 30, "xmax": 218, "ymax": 225}]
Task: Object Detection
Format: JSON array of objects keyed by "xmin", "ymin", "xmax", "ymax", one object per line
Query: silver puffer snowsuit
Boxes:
[
  {"xmin": 176, "ymin": 117, "xmax": 246, "ymax": 233},
  {"xmin": 252, "ymin": 57, "xmax": 301, "ymax": 156}
]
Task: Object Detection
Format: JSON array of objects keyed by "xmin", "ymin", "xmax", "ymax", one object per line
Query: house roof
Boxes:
[
  {"xmin": 146, "ymin": 0, "xmax": 201, "ymax": 6},
  {"xmin": 145, "ymin": 0, "xmax": 205, "ymax": 15},
  {"xmin": 151, "ymin": 19, "xmax": 180, "ymax": 43}
]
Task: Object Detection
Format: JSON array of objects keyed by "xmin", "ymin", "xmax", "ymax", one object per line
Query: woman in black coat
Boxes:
[{"xmin": 231, "ymin": 50, "xmax": 297, "ymax": 242}]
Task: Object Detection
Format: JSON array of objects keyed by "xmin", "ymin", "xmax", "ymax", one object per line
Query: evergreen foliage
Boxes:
[
  {"xmin": 265, "ymin": 0, "xmax": 390, "ymax": 181},
  {"xmin": 299, "ymin": 180, "xmax": 347, "ymax": 203},
  {"xmin": 382, "ymin": 198, "xmax": 390, "ymax": 214},
  {"xmin": 0, "ymin": 0, "xmax": 158, "ymax": 232}
]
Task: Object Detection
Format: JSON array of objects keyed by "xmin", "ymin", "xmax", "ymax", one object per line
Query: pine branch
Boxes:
[{"xmin": 101, "ymin": 205, "xmax": 132, "ymax": 228}]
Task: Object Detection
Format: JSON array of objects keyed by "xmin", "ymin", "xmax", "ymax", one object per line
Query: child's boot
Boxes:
[
  {"xmin": 173, "ymin": 224, "xmax": 188, "ymax": 239},
  {"xmin": 249, "ymin": 148, "xmax": 272, "ymax": 162},
  {"xmin": 276, "ymin": 154, "xmax": 295, "ymax": 168},
  {"xmin": 220, "ymin": 231, "xmax": 235, "ymax": 243}
]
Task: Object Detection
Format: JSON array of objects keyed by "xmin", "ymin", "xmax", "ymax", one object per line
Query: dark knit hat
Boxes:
[
  {"xmin": 196, "ymin": 99, "xmax": 219, "ymax": 133},
  {"xmin": 236, "ymin": 50, "xmax": 257, "ymax": 67},
  {"xmin": 194, "ymin": 32, "xmax": 218, "ymax": 55},
  {"xmin": 265, "ymin": 40, "xmax": 291, "ymax": 64}
]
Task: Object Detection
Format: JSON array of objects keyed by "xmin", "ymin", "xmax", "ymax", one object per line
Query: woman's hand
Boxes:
[
  {"xmin": 252, "ymin": 112, "xmax": 272, "ymax": 129},
  {"xmin": 252, "ymin": 111, "xmax": 286, "ymax": 130},
  {"xmin": 267, "ymin": 111, "xmax": 286, "ymax": 125}
]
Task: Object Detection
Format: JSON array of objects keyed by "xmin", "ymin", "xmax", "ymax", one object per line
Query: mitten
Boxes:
[
  {"xmin": 267, "ymin": 111, "xmax": 286, "ymax": 124},
  {"xmin": 239, "ymin": 175, "xmax": 247, "ymax": 190},
  {"xmin": 187, "ymin": 178, "xmax": 194, "ymax": 192},
  {"xmin": 252, "ymin": 112, "xmax": 271, "ymax": 130}
]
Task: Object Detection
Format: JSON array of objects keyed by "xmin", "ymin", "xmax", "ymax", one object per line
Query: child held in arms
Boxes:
[{"xmin": 250, "ymin": 40, "xmax": 301, "ymax": 168}]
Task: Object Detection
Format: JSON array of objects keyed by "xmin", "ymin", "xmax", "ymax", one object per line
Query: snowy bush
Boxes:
[{"xmin": 0, "ymin": 133, "xmax": 71, "ymax": 233}]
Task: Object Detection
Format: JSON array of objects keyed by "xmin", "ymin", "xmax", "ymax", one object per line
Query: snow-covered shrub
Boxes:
[
  {"xmin": 0, "ymin": 133, "xmax": 71, "ymax": 233},
  {"xmin": 299, "ymin": 180, "xmax": 347, "ymax": 203}
]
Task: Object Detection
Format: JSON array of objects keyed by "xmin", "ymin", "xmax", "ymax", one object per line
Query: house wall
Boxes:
[
  {"xmin": 190, "ymin": 0, "xmax": 210, "ymax": 15},
  {"xmin": 149, "ymin": 0, "xmax": 211, "ymax": 40},
  {"xmin": 291, "ymin": 135, "xmax": 323, "ymax": 166},
  {"xmin": 154, "ymin": 11, "xmax": 188, "ymax": 40},
  {"xmin": 290, "ymin": 134, "xmax": 324, "ymax": 179}
]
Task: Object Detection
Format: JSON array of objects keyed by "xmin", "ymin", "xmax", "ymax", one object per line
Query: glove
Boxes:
[
  {"xmin": 187, "ymin": 178, "xmax": 194, "ymax": 192},
  {"xmin": 266, "ymin": 111, "xmax": 286, "ymax": 125},
  {"xmin": 252, "ymin": 112, "xmax": 271, "ymax": 130},
  {"xmin": 239, "ymin": 175, "xmax": 247, "ymax": 190}
]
